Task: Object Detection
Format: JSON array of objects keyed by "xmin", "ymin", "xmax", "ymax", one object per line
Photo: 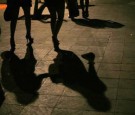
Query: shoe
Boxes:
[
  {"xmin": 26, "ymin": 35, "xmax": 33, "ymax": 45},
  {"xmin": 10, "ymin": 38, "xmax": 15, "ymax": 52},
  {"xmin": 85, "ymin": 10, "xmax": 89, "ymax": 18},
  {"xmin": 10, "ymin": 47, "xmax": 15, "ymax": 53},
  {"xmin": 52, "ymin": 36, "xmax": 60, "ymax": 52},
  {"xmin": 82, "ymin": 11, "xmax": 89, "ymax": 18}
]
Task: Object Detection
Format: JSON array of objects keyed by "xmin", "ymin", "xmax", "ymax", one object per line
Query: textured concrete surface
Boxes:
[{"xmin": 0, "ymin": 0, "xmax": 135, "ymax": 115}]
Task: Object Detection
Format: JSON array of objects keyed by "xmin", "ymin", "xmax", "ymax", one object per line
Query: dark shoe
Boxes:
[
  {"xmin": 10, "ymin": 38, "xmax": 15, "ymax": 52},
  {"xmin": 26, "ymin": 35, "xmax": 34, "ymax": 45},
  {"xmin": 52, "ymin": 36, "xmax": 60, "ymax": 52},
  {"xmin": 10, "ymin": 47, "xmax": 15, "ymax": 53}
]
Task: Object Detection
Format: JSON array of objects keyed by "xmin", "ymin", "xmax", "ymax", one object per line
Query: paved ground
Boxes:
[{"xmin": 1, "ymin": 0, "xmax": 135, "ymax": 115}]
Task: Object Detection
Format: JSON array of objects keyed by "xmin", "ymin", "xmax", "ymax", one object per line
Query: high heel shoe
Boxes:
[
  {"xmin": 26, "ymin": 35, "xmax": 33, "ymax": 45},
  {"xmin": 10, "ymin": 38, "xmax": 15, "ymax": 52},
  {"xmin": 52, "ymin": 36, "xmax": 60, "ymax": 52},
  {"xmin": 10, "ymin": 46, "xmax": 15, "ymax": 52}
]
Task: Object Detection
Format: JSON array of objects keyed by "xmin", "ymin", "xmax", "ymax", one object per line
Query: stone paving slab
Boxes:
[
  {"xmin": 0, "ymin": 0, "xmax": 6, "ymax": 4},
  {"xmin": 1, "ymin": 0, "xmax": 135, "ymax": 115}
]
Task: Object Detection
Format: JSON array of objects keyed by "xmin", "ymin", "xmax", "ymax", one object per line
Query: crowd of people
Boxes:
[
  {"xmin": 0, "ymin": 0, "xmax": 90, "ymax": 106},
  {"xmin": 66, "ymin": 0, "xmax": 89, "ymax": 19},
  {"xmin": 4, "ymin": 0, "xmax": 89, "ymax": 52}
]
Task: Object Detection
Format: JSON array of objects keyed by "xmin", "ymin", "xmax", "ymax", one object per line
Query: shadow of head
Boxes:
[
  {"xmin": 82, "ymin": 52, "xmax": 95, "ymax": 62},
  {"xmin": 49, "ymin": 50, "xmax": 111, "ymax": 111},
  {"xmin": 0, "ymin": 51, "xmax": 39, "ymax": 104},
  {"xmin": 0, "ymin": 46, "xmax": 47, "ymax": 105}
]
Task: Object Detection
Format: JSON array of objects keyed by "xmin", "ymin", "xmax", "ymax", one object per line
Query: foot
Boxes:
[
  {"xmin": 52, "ymin": 36, "xmax": 60, "ymax": 52},
  {"xmin": 82, "ymin": 11, "xmax": 89, "ymax": 18},
  {"xmin": 26, "ymin": 35, "xmax": 34, "ymax": 45},
  {"xmin": 10, "ymin": 47, "xmax": 15, "ymax": 53},
  {"xmin": 85, "ymin": 10, "xmax": 89, "ymax": 18},
  {"xmin": 10, "ymin": 38, "xmax": 15, "ymax": 52}
]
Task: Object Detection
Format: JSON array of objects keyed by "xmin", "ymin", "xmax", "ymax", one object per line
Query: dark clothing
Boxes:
[
  {"xmin": 67, "ymin": 0, "xmax": 79, "ymax": 17},
  {"xmin": 46, "ymin": 0, "xmax": 65, "ymax": 9},
  {"xmin": 20, "ymin": 0, "xmax": 32, "ymax": 7},
  {"xmin": 7, "ymin": 0, "xmax": 32, "ymax": 7}
]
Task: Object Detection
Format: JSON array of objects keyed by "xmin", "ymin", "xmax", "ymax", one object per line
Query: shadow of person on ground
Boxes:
[
  {"xmin": 72, "ymin": 18, "xmax": 124, "ymax": 28},
  {"xmin": 49, "ymin": 50, "xmax": 111, "ymax": 112},
  {"xmin": 1, "ymin": 44, "xmax": 48, "ymax": 105}
]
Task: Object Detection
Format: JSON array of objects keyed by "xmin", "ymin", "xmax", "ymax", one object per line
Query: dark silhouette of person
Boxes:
[
  {"xmin": 5, "ymin": 0, "xmax": 33, "ymax": 52},
  {"xmin": 49, "ymin": 50, "xmax": 111, "ymax": 111},
  {"xmin": 45, "ymin": 0, "xmax": 65, "ymax": 51},
  {"xmin": 1, "ymin": 45, "xmax": 48, "ymax": 105},
  {"xmin": 80, "ymin": 0, "xmax": 89, "ymax": 18},
  {"xmin": 66, "ymin": 0, "xmax": 79, "ymax": 20}
]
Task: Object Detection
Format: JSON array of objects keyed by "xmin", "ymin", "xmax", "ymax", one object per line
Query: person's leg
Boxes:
[
  {"xmin": 10, "ymin": 6, "xmax": 20, "ymax": 52},
  {"xmin": 85, "ymin": 0, "xmax": 89, "ymax": 17},
  {"xmin": 47, "ymin": 7, "xmax": 57, "ymax": 37},
  {"xmin": 53, "ymin": 8, "xmax": 65, "ymax": 38},
  {"xmin": 52, "ymin": 7, "xmax": 65, "ymax": 51},
  {"xmin": 36, "ymin": 1, "xmax": 47, "ymax": 17},
  {"xmin": 80, "ymin": 0, "xmax": 89, "ymax": 18},
  {"xmin": 22, "ymin": 5, "xmax": 33, "ymax": 44},
  {"xmin": 65, "ymin": 0, "xmax": 68, "ymax": 8},
  {"xmin": 47, "ymin": 7, "xmax": 59, "ymax": 51},
  {"xmin": 80, "ymin": 0, "xmax": 85, "ymax": 15},
  {"xmin": 68, "ymin": 0, "xmax": 79, "ymax": 19}
]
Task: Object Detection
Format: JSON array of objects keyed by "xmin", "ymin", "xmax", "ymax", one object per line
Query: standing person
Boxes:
[
  {"xmin": 46, "ymin": 0, "xmax": 65, "ymax": 51},
  {"xmin": 80, "ymin": 0, "xmax": 89, "ymax": 18},
  {"xmin": 66, "ymin": 0, "xmax": 79, "ymax": 20},
  {"xmin": 5, "ymin": 0, "xmax": 33, "ymax": 52}
]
